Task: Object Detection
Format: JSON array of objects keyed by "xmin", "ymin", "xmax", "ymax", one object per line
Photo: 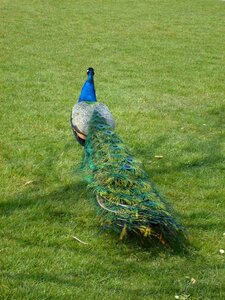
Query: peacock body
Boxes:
[
  {"xmin": 71, "ymin": 68, "xmax": 115, "ymax": 145},
  {"xmin": 71, "ymin": 68, "xmax": 188, "ymax": 247}
]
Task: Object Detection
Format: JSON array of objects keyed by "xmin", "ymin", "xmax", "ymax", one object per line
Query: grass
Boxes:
[{"xmin": 1, "ymin": 0, "xmax": 225, "ymax": 299}]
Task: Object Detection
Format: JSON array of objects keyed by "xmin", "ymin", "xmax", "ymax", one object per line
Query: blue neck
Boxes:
[
  {"xmin": 78, "ymin": 72, "xmax": 97, "ymax": 102},
  {"xmin": 87, "ymin": 72, "xmax": 94, "ymax": 82}
]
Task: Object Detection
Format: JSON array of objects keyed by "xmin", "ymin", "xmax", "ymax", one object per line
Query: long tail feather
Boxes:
[{"xmin": 83, "ymin": 110, "xmax": 188, "ymax": 247}]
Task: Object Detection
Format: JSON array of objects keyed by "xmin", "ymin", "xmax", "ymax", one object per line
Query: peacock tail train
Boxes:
[{"xmin": 82, "ymin": 110, "xmax": 188, "ymax": 247}]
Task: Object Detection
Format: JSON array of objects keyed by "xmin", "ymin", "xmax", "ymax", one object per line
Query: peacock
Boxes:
[{"xmin": 71, "ymin": 67, "xmax": 188, "ymax": 247}]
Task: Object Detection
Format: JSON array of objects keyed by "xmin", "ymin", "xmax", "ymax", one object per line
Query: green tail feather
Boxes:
[{"xmin": 83, "ymin": 110, "xmax": 188, "ymax": 246}]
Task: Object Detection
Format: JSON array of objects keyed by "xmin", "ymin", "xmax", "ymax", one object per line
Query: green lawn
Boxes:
[{"xmin": 1, "ymin": 0, "xmax": 225, "ymax": 299}]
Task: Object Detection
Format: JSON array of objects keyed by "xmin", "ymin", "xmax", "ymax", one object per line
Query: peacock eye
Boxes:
[
  {"xmin": 97, "ymin": 124, "xmax": 105, "ymax": 130},
  {"xmin": 111, "ymin": 145, "xmax": 121, "ymax": 150},
  {"xmin": 121, "ymin": 164, "xmax": 133, "ymax": 171},
  {"xmin": 104, "ymin": 130, "xmax": 113, "ymax": 135},
  {"xmin": 126, "ymin": 157, "xmax": 133, "ymax": 163}
]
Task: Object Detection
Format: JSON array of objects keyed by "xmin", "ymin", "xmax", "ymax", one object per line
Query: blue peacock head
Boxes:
[
  {"xmin": 78, "ymin": 67, "xmax": 97, "ymax": 102},
  {"xmin": 87, "ymin": 67, "xmax": 95, "ymax": 77}
]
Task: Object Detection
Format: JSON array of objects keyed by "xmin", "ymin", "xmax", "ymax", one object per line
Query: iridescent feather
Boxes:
[{"xmin": 82, "ymin": 111, "xmax": 188, "ymax": 247}]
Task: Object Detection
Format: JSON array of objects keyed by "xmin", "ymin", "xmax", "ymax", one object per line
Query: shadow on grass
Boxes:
[
  {"xmin": 3, "ymin": 271, "xmax": 80, "ymax": 287},
  {"xmin": 151, "ymin": 153, "xmax": 224, "ymax": 175},
  {"xmin": 182, "ymin": 211, "xmax": 225, "ymax": 231},
  {"xmin": 0, "ymin": 180, "xmax": 86, "ymax": 217},
  {"xmin": 136, "ymin": 133, "xmax": 224, "ymax": 175},
  {"xmin": 0, "ymin": 180, "xmax": 194, "ymax": 257}
]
